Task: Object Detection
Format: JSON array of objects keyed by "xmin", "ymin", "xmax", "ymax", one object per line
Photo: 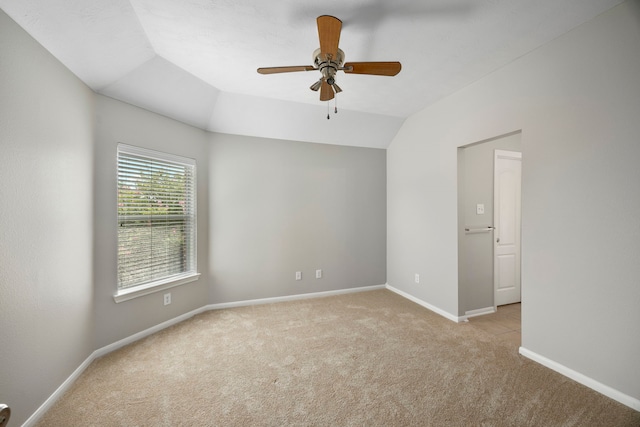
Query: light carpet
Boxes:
[{"xmin": 35, "ymin": 290, "xmax": 640, "ymax": 426}]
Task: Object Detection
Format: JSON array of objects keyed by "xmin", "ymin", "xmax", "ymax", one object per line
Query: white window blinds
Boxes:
[{"xmin": 117, "ymin": 144, "xmax": 196, "ymax": 291}]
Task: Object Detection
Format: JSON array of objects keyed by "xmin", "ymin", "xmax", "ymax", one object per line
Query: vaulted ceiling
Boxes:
[{"xmin": 0, "ymin": 0, "xmax": 624, "ymax": 148}]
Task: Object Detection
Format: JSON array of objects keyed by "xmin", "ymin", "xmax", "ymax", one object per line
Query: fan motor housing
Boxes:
[{"xmin": 313, "ymin": 48, "xmax": 344, "ymax": 80}]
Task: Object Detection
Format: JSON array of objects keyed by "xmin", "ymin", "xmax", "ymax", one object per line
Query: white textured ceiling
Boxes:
[{"xmin": 0, "ymin": 0, "xmax": 625, "ymax": 148}]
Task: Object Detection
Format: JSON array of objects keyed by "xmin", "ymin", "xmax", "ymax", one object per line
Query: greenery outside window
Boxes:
[{"xmin": 115, "ymin": 144, "xmax": 198, "ymax": 302}]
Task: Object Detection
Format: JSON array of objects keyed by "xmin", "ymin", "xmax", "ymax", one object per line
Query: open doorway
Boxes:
[{"xmin": 457, "ymin": 132, "xmax": 522, "ymax": 321}]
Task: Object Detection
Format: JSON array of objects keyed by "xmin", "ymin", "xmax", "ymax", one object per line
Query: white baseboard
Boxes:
[
  {"xmin": 30, "ymin": 285, "xmax": 639, "ymax": 425},
  {"xmin": 94, "ymin": 306, "xmax": 210, "ymax": 359},
  {"xmin": 519, "ymin": 347, "xmax": 640, "ymax": 412},
  {"xmin": 21, "ymin": 352, "xmax": 95, "ymax": 427},
  {"xmin": 23, "ymin": 284, "xmax": 386, "ymax": 426},
  {"xmin": 22, "ymin": 305, "xmax": 210, "ymax": 427},
  {"xmin": 385, "ymin": 284, "xmax": 466, "ymax": 323},
  {"xmin": 205, "ymin": 284, "xmax": 386, "ymax": 311},
  {"xmin": 465, "ymin": 306, "xmax": 496, "ymax": 318}
]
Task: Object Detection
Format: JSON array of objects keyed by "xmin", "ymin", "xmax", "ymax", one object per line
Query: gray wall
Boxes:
[
  {"xmin": 458, "ymin": 133, "xmax": 521, "ymax": 314},
  {"xmin": 208, "ymin": 133, "xmax": 387, "ymax": 303},
  {"xmin": 93, "ymin": 95, "xmax": 211, "ymax": 349},
  {"xmin": 0, "ymin": 9, "xmax": 95, "ymax": 425},
  {"xmin": 93, "ymin": 106, "xmax": 387, "ymax": 348},
  {"xmin": 388, "ymin": 0, "xmax": 640, "ymax": 402}
]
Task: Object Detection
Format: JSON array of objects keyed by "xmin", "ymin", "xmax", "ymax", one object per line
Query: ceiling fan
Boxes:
[{"xmin": 257, "ymin": 15, "xmax": 401, "ymax": 103}]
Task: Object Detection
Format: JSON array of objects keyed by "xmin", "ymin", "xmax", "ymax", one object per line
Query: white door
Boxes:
[{"xmin": 494, "ymin": 150, "xmax": 521, "ymax": 306}]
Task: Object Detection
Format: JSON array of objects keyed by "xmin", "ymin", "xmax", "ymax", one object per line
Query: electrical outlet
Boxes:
[
  {"xmin": 163, "ymin": 293, "xmax": 171, "ymax": 306},
  {"xmin": 295, "ymin": 271, "xmax": 302, "ymax": 281},
  {"xmin": 415, "ymin": 274, "xmax": 420, "ymax": 284},
  {"xmin": 316, "ymin": 269, "xmax": 322, "ymax": 279}
]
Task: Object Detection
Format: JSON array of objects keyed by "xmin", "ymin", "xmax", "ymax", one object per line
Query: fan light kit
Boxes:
[{"xmin": 257, "ymin": 15, "xmax": 402, "ymax": 119}]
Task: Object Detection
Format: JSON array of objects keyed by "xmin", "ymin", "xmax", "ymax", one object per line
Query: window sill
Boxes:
[{"xmin": 113, "ymin": 273, "xmax": 201, "ymax": 303}]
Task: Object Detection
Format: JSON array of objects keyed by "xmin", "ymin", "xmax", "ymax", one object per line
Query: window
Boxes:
[{"xmin": 115, "ymin": 144, "xmax": 198, "ymax": 302}]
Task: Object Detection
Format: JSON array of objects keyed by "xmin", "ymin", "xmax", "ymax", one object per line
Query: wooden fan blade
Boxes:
[
  {"xmin": 343, "ymin": 62, "xmax": 402, "ymax": 76},
  {"xmin": 317, "ymin": 15, "xmax": 342, "ymax": 60},
  {"xmin": 257, "ymin": 65, "xmax": 315, "ymax": 74},
  {"xmin": 319, "ymin": 80, "xmax": 334, "ymax": 101}
]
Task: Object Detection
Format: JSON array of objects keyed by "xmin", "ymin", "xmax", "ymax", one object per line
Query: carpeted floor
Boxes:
[{"xmin": 35, "ymin": 289, "xmax": 640, "ymax": 426}]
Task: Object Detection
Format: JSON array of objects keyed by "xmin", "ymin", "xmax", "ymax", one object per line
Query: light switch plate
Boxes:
[{"xmin": 476, "ymin": 204, "xmax": 485, "ymax": 215}]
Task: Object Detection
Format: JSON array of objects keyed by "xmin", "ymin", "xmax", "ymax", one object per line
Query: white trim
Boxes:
[
  {"xmin": 106, "ymin": 286, "xmax": 386, "ymax": 355},
  {"xmin": 117, "ymin": 143, "xmax": 196, "ymax": 166},
  {"xmin": 24, "ymin": 286, "xmax": 640, "ymax": 424},
  {"xmin": 22, "ymin": 304, "xmax": 209, "ymax": 426},
  {"xmin": 519, "ymin": 347, "xmax": 640, "ymax": 412},
  {"xmin": 205, "ymin": 284, "xmax": 386, "ymax": 311},
  {"xmin": 23, "ymin": 284, "xmax": 386, "ymax": 426},
  {"xmin": 465, "ymin": 306, "xmax": 496, "ymax": 318},
  {"xmin": 94, "ymin": 305, "xmax": 210, "ymax": 358},
  {"xmin": 21, "ymin": 354, "xmax": 95, "ymax": 427},
  {"xmin": 116, "ymin": 143, "xmax": 198, "ymax": 300},
  {"xmin": 113, "ymin": 273, "xmax": 201, "ymax": 303},
  {"xmin": 385, "ymin": 284, "xmax": 466, "ymax": 323}
]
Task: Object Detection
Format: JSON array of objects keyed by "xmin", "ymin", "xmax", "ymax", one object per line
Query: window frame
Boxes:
[{"xmin": 114, "ymin": 144, "xmax": 199, "ymax": 303}]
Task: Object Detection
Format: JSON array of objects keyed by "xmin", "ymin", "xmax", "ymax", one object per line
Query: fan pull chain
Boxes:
[{"xmin": 326, "ymin": 96, "xmax": 338, "ymax": 120}]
